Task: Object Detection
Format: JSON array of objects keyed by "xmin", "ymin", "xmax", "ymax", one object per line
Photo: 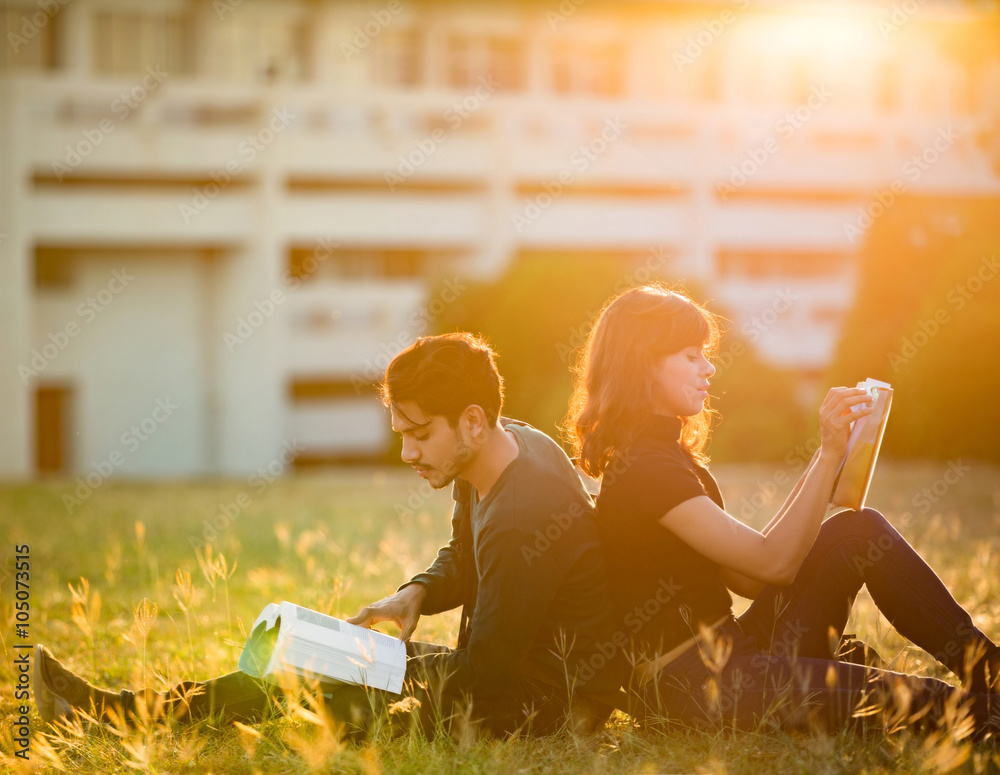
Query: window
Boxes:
[
  {"xmin": 35, "ymin": 385, "xmax": 72, "ymax": 474},
  {"xmin": 34, "ymin": 248, "xmax": 76, "ymax": 289},
  {"xmin": 698, "ymin": 44, "xmax": 724, "ymax": 102},
  {"xmin": 789, "ymin": 55, "xmax": 815, "ymax": 106},
  {"xmin": 208, "ymin": 11, "xmax": 308, "ymax": 83},
  {"xmin": 810, "ymin": 305, "xmax": 844, "ymax": 325},
  {"xmin": 877, "ymin": 59, "xmax": 899, "ymax": 114},
  {"xmin": 551, "ymin": 39, "xmax": 625, "ymax": 97},
  {"xmin": 985, "ymin": 63, "xmax": 1000, "ymax": 115},
  {"xmin": 0, "ymin": 4, "xmax": 61, "ymax": 73},
  {"xmin": 376, "ymin": 29, "xmax": 422, "ymax": 88},
  {"xmin": 949, "ymin": 59, "xmax": 981, "ymax": 116},
  {"xmin": 93, "ymin": 10, "xmax": 193, "ymax": 77},
  {"xmin": 717, "ymin": 250, "xmax": 850, "ymax": 279},
  {"xmin": 447, "ymin": 33, "xmax": 525, "ymax": 91},
  {"xmin": 288, "ymin": 247, "xmax": 429, "ymax": 282},
  {"xmin": 290, "ymin": 379, "xmax": 377, "ymax": 400},
  {"xmin": 648, "ymin": 35, "xmax": 713, "ymax": 103}
]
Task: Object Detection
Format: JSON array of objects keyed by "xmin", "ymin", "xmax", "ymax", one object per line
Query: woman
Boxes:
[{"xmin": 568, "ymin": 284, "xmax": 1000, "ymax": 737}]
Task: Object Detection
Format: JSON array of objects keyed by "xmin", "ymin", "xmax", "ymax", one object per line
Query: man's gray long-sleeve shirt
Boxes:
[{"xmin": 401, "ymin": 420, "xmax": 621, "ymax": 705}]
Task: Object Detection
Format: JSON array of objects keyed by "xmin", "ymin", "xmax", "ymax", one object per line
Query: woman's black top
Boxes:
[{"xmin": 596, "ymin": 413, "xmax": 733, "ymax": 662}]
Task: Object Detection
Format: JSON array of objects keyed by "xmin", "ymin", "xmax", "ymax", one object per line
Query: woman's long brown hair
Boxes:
[{"xmin": 566, "ymin": 285, "xmax": 722, "ymax": 478}]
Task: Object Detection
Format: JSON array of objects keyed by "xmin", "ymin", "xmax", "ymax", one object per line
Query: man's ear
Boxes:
[{"xmin": 460, "ymin": 404, "xmax": 489, "ymax": 439}]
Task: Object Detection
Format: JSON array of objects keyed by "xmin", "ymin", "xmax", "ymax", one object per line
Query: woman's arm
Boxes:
[
  {"xmin": 723, "ymin": 449, "xmax": 823, "ymax": 596},
  {"xmin": 759, "ymin": 447, "xmax": 822, "ymax": 536},
  {"xmin": 721, "ymin": 568, "xmax": 765, "ymax": 598},
  {"xmin": 660, "ymin": 387, "xmax": 872, "ymax": 586}
]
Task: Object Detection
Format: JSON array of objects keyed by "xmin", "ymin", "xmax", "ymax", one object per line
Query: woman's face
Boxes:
[{"xmin": 652, "ymin": 343, "xmax": 716, "ymax": 418}]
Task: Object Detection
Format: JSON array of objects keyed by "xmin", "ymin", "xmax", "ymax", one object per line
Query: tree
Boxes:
[
  {"xmin": 826, "ymin": 195, "xmax": 1000, "ymax": 461},
  {"xmin": 430, "ymin": 253, "xmax": 810, "ymax": 461},
  {"xmin": 704, "ymin": 320, "xmax": 811, "ymax": 464},
  {"xmin": 431, "ymin": 251, "xmax": 687, "ymax": 444}
]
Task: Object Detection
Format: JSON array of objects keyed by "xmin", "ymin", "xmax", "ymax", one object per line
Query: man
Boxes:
[{"xmin": 36, "ymin": 333, "xmax": 622, "ymax": 738}]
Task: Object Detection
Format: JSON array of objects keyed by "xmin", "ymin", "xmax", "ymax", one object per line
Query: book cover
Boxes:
[
  {"xmin": 830, "ymin": 378, "xmax": 893, "ymax": 511},
  {"xmin": 238, "ymin": 601, "xmax": 408, "ymax": 695}
]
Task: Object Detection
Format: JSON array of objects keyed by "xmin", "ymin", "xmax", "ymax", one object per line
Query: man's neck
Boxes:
[{"xmin": 463, "ymin": 425, "xmax": 520, "ymax": 499}]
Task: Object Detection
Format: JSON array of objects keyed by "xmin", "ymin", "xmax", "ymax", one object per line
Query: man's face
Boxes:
[{"xmin": 390, "ymin": 401, "xmax": 475, "ymax": 490}]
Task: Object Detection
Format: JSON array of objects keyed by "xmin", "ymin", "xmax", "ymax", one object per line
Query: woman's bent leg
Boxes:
[
  {"xmin": 641, "ymin": 643, "xmax": 1000, "ymax": 739},
  {"xmin": 738, "ymin": 508, "xmax": 999, "ymax": 692}
]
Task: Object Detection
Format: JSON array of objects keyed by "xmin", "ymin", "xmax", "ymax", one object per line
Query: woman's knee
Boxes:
[{"xmin": 822, "ymin": 508, "xmax": 893, "ymax": 543}]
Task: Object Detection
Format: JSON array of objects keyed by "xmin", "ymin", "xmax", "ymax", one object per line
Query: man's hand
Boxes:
[{"xmin": 346, "ymin": 584, "xmax": 426, "ymax": 641}]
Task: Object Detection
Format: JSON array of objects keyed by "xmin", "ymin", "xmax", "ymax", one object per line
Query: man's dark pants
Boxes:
[{"xmin": 120, "ymin": 641, "xmax": 607, "ymax": 739}]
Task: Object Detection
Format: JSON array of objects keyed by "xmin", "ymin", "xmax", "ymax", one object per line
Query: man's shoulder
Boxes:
[
  {"xmin": 506, "ymin": 423, "xmax": 577, "ymax": 479},
  {"xmin": 501, "ymin": 417, "xmax": 562, "ymax": 455},
  {"xmin": 497, "ymin": 422, "xmax": 595, "ymax": 524},
  {"xmin": 449, "ymin": 422, "xmax": 564, "ymax": 504}
]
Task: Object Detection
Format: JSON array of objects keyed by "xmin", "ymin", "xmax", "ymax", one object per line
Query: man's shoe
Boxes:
[
  {"xmin": 34, "ymin": 645, "xmax": 78, "ymax": 723},
  {"xmin": 34, "ymin": 644, "xmax": 120, "ymax": 724}
]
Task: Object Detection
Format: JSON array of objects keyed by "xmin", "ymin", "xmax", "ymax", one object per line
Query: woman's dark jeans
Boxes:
[{"xmin": 636, "ymin": 508, "xmax": 1000, "ymax": 737}]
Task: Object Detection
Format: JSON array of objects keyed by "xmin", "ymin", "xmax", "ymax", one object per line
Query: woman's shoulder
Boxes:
[
  {"xmin": 626, "ymin": 430, "xmax": 696, "ymax": 467},
  {"xmin": 601, "ymin": 437, "xmax": 702, "ymax": 493}
]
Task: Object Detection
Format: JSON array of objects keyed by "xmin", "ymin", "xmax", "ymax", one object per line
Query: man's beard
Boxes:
[{"xmin": 427, "ymin": 438, "xmax": 476, "ymax": 490}]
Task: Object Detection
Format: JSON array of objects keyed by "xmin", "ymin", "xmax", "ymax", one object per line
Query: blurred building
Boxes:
[{"xmin": 1, "ymin": 0, "xmax": 998, "ymax": 478}]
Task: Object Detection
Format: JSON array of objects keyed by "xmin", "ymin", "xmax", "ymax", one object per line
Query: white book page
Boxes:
[
  {"xmin": 266, "ymin": 602, "xmax": 407, "ymax": 693},
  {"xmin": 284, "ymin": 604, "xmax": 404, "ymax": 658}
]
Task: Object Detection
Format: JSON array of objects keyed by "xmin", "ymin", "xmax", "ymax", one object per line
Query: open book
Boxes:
[
  {"xmin": 830, "ymin": 378, "xmax": 893, "ymax": 511},
  {"xmin": 238, "ymin": 601, "xmax": 407, "ymax": 695}
]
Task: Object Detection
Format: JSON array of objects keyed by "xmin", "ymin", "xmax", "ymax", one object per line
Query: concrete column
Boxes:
[
  {"xmin": 61, "ymin": 0, "xmax": 92, "ymax": 79},
  {"xmin": 212, "ymin": 93, "xmax": 292, "ymax": 475},
  {"xmin": 0, "ymin": 81, "xmax": 35, "ymax": 478},
  {"xmin": 480, "ymin": 102, "xmax": 519, "ymax": 280},
  {"xmin": 687, "ymin": 113, "xmax": 717, "ymax": 284}
]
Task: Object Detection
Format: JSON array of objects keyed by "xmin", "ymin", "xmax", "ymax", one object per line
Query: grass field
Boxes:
[{"xmin": 2, "ymin": 460, "xmax": 1000, "ymax": 774}]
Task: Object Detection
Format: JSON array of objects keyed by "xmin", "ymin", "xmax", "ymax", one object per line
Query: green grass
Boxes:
[{"xmin": 2, "ymin": 461, "xmax": 1000, "ymax": 774}]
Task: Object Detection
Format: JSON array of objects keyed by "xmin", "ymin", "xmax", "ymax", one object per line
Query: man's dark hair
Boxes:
[{"xmin": 381, "ymin": 333, "xmax": 504, "ymax": 427}]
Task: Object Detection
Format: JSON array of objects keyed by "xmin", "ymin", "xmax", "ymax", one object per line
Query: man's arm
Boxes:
[
  {"xmin": 400, "ymin": 485, "xmax": 470, "ymax": 615},
  {"xmin": 348, "ymin": 484, "xmax": 470, "ymax": 637},
  {"xmin": 407, "ymin": 521, "xmax": 564, "ymax": 699}
]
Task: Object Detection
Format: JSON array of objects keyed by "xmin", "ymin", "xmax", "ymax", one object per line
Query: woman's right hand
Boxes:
[{"xmin": 817, "ymin": 387, "xmax": 874, "ymax": 462}]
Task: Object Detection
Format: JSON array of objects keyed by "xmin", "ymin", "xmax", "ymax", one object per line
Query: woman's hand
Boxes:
[
  {"xmin": 818, "ymin": 387, "xmax": 874, "ymax": 462},
  {"xmin": 659, "ymin": 387, "xmax": 875, "ymax": 586}
]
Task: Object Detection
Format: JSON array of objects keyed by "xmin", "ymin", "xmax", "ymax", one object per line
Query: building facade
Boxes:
[{"xmin": 2, "ymin": 0, "xmax": 998, "ymax": 478}]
